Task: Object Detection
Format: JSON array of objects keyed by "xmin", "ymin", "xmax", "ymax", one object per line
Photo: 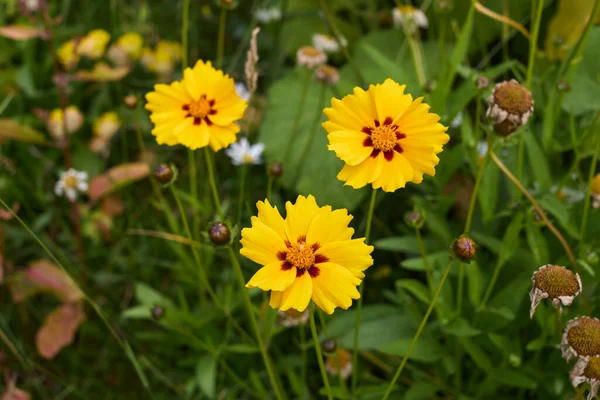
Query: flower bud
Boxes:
[
  {"xmin": 315, "ymin": 64, "xmax": 340, "ymax": 86},
  {"xmin": 452, "ymin": 235, "xmax": 476, "ymax": 263},
  {"xmin": 561, "ymin": 316, "xmax": 600, "ymax": 361},
  {"xmin": 267, "ymin": 163, "xmax": 284, "ymax": 179},
  {"xmin": 209, "ymin": 222, "xmax": 231, "ymax": 246},
  {"xmin": 529, "ymin": 264, "xmax": 581, "ymax": 318},
  {"xmin": 278, "ymin": 309, "xmax": 308, "ymax": 327},
  {"xmin": 476, "ymin": 76, "xmax": 490, "ymax": 90},
  {"xmin": 557, "ymin": 81, "xmax": 571, "ymax": 92},
  {"xmin": 151, "ymin": 306, "xmax": 165, "ymax": 320},
  {"xmin": 486, "ymin": 79, "xmax": 534, "ymax": 136},
  {"xmin": 404, "ymin": 210, "xmax": 424, "ymax": 229},
  {"xmin": 296, "ymin": 46, "xmax": 327, "ymax": 69},
  {"xmin": 321, "ymin": 338, "xmax": 337, "ymax": 354},
  {"xmin": 153, "ymin": 163, "xmax": 175, "ymax": 184},
  {"xmin": 124, "ymin": 94, "xmax": 138, "ymax": 109}
]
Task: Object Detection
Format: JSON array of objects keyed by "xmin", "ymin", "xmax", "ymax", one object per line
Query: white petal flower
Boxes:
[
  {"xmin": 312, "ymin": 33, "xmax": 347, "ymax": 53},
  {"xmin": 235, "ymin": 82, "xmax": 251, "ymax": 102},
  {"xmin": 256, "ymin": 7, "xmax": 282, "ymax": 24},
  {"xmin": 225, "ymin": 137, "xmax": 265, "ymax": 165},
  {"xmin": 393, "ymin": 5, "xmax": 428, "ymax": 32},
  {"xmin": 55, "ymin": 168, "xmax": 89, "ymax": 201}
]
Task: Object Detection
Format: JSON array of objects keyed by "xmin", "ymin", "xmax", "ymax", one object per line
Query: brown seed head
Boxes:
[
  {"xmin": 562, "ymin": 317, "xmax": 600, "ymax": 360},
  {"xmin": 534, "ymin": 265, "xmax": 580, "ymax": 298},
  {"xmin": 452, "ymin": 235, "xmax": 476, "ymax": 263},
  {"xmin": 151, "ymin": 306, "xmax": 165, "ymax": 320},
  {"xmin": 315, "ymin": 64, "xmax": 339, "ymax": 85},
  {"xmin": 209, "ymin": 222, "xmax": 231, "ymax": 246},
  {"xmin": 492, "ymin": 80, "xmax": 533, "ymax": 115},
  {"xmin": 154, "ymin": 163, "xmax": 174, "ymax": 184},
  {"xmin": 267, "ymin": 162, "xmax": 284, "ymax": 179}
]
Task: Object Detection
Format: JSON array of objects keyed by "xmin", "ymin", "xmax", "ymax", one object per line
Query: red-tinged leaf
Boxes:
[
  {"xmin": 0, "ymin": 119, "xmax": 47, "ymax": 144},
  {"xmin": 75, "ymin": 62, "xmax": 131, "ymax": 82},
  {"xmin": 88, "ymin": 162, "xmax": 150, "ymax": 201},
  {"xmin": 1, "ymin": 384, "xmax": 31, "ymax": 400},
  {"xmin": 8, "ymin": 260, "xmax": 83, "ymax": 303},
  {"xmin": 0, "ymin": 203, "xmax": 20, "ymax": 220},
  {"xmin": 0, "ymin": 25, "xmax": 43, "ymax": 40},
  {"xmin": 36, "ymin": 303, "xmax": 86, "ymax": 360}
]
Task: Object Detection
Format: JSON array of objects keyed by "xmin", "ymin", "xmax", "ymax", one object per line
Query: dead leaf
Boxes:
[
  {"xmin": 36, "ymin": 303, "xmax": 86, "ymax": 360},
  {"xmin": 75, "ymin": 62, "xmax": 131, "ymax": 82},
  {"xmin": 0, "ymin": 25, "xmax": 43, "ymax": 40},
  {"xmin": 89, "ymin": 162, "xmax": 150, "ymax": 201},
  {"xmin": 101, "ymin": 196, "xmax": 125, "ymax": 217},
  {"xmin": 0, "ymin": 203, "xmax": 19, "ymax": 220},
  {"xmin": 0, "ymin": 119, "xmax": 47, "ymax": 144},
  {"xmin": 8, "ymin": 260, "xmax": 83, "ymax": 303}
]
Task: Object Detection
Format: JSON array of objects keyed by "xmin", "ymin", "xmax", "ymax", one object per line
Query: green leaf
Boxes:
[
  {"xmin": 489, "ymin": 367, "xmax": 537, "ymax": 389},
  {"xmin": 498, "ymin": 212, "xmax": 524, "ymax": 264},
  {"xmin": 539, "ymin": 194, "xmax": 579, "ymax": 238},
  {"xmin": 396, "ymin": 279, "xmax": 431, "ymax": 304},
  {"xmin": 525, "ymin": 223, "xmax": 549, "ymax": 266},
  {"xmin": 224, "ymin": 344, "xmax": 260, "ymax": 354},
  {"xmin": 445, "ymin": 318, "xmax": 481, "ymax": 338},
  {"xmin": 460, "ymin": 338, "xmax": 492, "ymax": 371},
  {"xmin": 196, "ymin": 355, "xmax": 217, "ymax": 398},
  {"xmin": 401, "ymin": 251, "xmax": 451, "ymax": 272},
  {"xmin": 577, "ymin": 259, "xmax": 596, "ymax": 277},
  {"xmin": 523, "ymin": 129, "xmax": 552, "ymax": 191},
  {"xmin": 377, "ymin": 336, "xmax": 444, "ymax": 363},
  {"xmin": 479, "ymin": 159, "xmax": 500, "ymax": 222},
  {"xmin": 467, "ymin": 261, "xmax": 483, "ymax": 307},
  {"xmin": 374, "ymin": 236, "xmax": 421, "ymax": 253},
  {"xmin": 405, "ymin": 382, "xmax": 440, "ymax": 400}
]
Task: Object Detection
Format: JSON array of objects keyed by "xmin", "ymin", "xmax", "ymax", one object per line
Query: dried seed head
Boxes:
[
  {"xmin": 124, "ymin": 94, "xmax": 138, "ymax": 109},
  {"xmin": 476, "ymin": 76, "xmax": 490, "ymax": 90},
  {"xmin": 529, "ymin": 265, "xmax": 582, "ymax": 318},
  {"xmin": 452, "ymin": 235, "xmax": 476, "ymax": 263},
  {"xmin": 296, "ymin": 46, "xmax": 327, "ymax": 69},
  {"xmin": 315, "ymin": 64, "xmax": 339, "ymax": 85},
  {"xmin": 321, "ymin": 338, "xmax": 337, "ymax": 354},
  {"xmin": 151, "ymin": 306, "xmax": 165, "ymax": 320},
  {"xmin": 209, "ymin": 222, "xmax": 231, "ymax": 246},
  {"xmin": 571, "ymin": 356, "xmax": 600, "ymax": 400},
  {"xmin": 325, "ymin": 348, "xmax": 352, "ymax": 380},
  {"xmin": 278, "ymin": 309, "xmax": 308, "ymax": 327},
  {"xmin": 267, "ymin": 162, "xmax": 284, "ymax": 179},
  {"xmin": 153, "ymin": 163, "xmax": 174, "ymax": 184},
  {"xmin": 561, "ymin": 317, "xmax": 600, "ymax": 361},
  {"xmin": 486, "ymin": 79, "xmax": 534, "ymax": 136},
  {"xmin": 404, "ymin": 210, "xmax": 424, "ymax": 229}
]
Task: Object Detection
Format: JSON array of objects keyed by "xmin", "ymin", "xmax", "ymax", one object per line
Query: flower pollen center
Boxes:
[
  {"xmin": 301, "ymin": 47, "xmax": 322, "ymax": 57},
  {"xmin": 371, "ymin": 125, "xmax": 398, "ymax": 152},
  {"xmin": 243, "ymin": 153, "xmax": 254, "ymax": 163},
  {"xmin": 585, "ymin": 356, "xmax": 600, "ymax": 381},
  {"xmin": 286, "ymin": 242, "xmax": 315, "ymax": 269},
  {"xmin": 535, "ymin": 265, "xmax": 579, "ymax": 298},
  {"xmin": 567, "ymin": 318, "xmax": 600, "ymax": 357},
  {"xmin": 188, "ymin": 98, "xmax": 211, "ymax": 118},
  {"xmin": 64, "ymin": 176, "xmax": 78, "ymax": 189}
]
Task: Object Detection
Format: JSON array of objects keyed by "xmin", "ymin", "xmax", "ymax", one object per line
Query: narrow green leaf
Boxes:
[
  {"xmin": 525, "ymin": 223, "xmax": 549, "ymax": 266},
  {"xmin": 195, "ymin": 356, "xmax": 217, "ymax": 398},
  {"xmin": 498, "ymin": 212, "xmax": 524, "ymax": 264},
  {"xmin": 523, "ymin": 129, "xmax": 552, "ymax": 191},
  {"xmin": 467, "ymin": 261, "xmax": 483, "ymax": 306},
  {"xmin": 396, "ymin": 279, "xmax": 431, "ymax": 304},
  {"xmin": 460, "ymin": 338, "xmax": 492, "ymax": 371}
]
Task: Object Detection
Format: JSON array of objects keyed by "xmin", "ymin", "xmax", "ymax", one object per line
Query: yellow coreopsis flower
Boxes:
[
  {"xmin": 57, "ymin": 40, "xmax": 80, "ymax": 69},
  {"xmin": 78, "ymin": 29, "xmax": 111, "ymax": 59},
  {"xmin": 323, "ymin": 79, "xmax": 449, "ymax": 192},
  {"xmin": 242, "ymin": 195, "xmax": 374, "ymax": 314},
  {"xmin": 116, "ymin": 32, "xmax": 143, "ymax": 60},
  {"xmin": 145, "ymin": 60, "xmax": 247, "ymax": 150},
  {"xmin": 47, "ymin": 106, "xmax": 84, "ymax": 139},
  {"xmin": 156, "ymin": 40, "xmax": 182, "ymax": 62},
  {"xmin": 93, "ymin": 112, "xmax": 121, "ymax": 139}
]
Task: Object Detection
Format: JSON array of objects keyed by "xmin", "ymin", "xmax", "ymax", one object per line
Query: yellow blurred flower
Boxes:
[
  {"xmin": 145, "ymin": 60, "xmax": 247, "ymax": 150},
  {"xmin": 545, "ymin": 0, "xmax": 597, "ymax": 61},
  {"xmin": 116, "ymin": 32, "xmax": 143, "ymax": 60},
  {"xmin": 241, "ymin": 195, "xmax": 374, "ymax": 314},
  {"xmin": 93, "ymin": 112, "xmax": 121, "ymax": 139},
  {"xmin": 57, "ymin": 40, "xmax": 80, "ymax": 70},
  {"xmin": 156, "ymin": 40, "xmax": 182, "ymax": 62},
  {"xmin": 78, "ymin": 29, "xmax": 111, "ymax": 59},
  {"xmin": 323, "ymin": 79, "xmax": 449, "ymax": 192},
  {"xmin": 140, "ymin": 47, "xmax": 155, "ymax": 71},
  {"xmin": 152, "ymin": 45, "xmax": 176, "ymax": 76},
  {"xmin": 47, "ymin": 106, "xmax": 84, "ymax": 139}
]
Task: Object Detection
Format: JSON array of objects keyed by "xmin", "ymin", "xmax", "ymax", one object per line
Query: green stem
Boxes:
[
  {"xmin": 525, "ymin": 0, "xmax": 544, "ymax": 89},
  {"xmin": 226, "ymin": 0, "xmax": 259, "ymax": 72},
  {"xmin": 266, "ymin": 175, "xmax": 274, "ymax": 202},
  {"xmin": 415, "ymin": 229, "xmax": 432, "ymax": 293},
  {"xmin": 456, "ymin": 263, "xmax": 465, "ymax": 315},
  {"xmin": 382, "ymin": 261, "xmax": 454, "ymax": 400},
  {"xmin": 480, "ymin": 258, "xmax": 505, "ymax": 309},
  {"xmin": 189, "ymin": 150, "xmax": 199, "ymax": 237},
  {"xmin": 474, "ymin": 96, "xmax": 483, "ymax": 143},
  {"xmin": 237, "ymin": 164, "xmax": 248, "ymax": 226},
  {"xmin": 292, "ymin": 83, "xmax": 327, "ymax": 185},
  {"xmin": 228, "ymin": 247, "xmax": 286, "ymax": 400},
  {"xmin": 269, "ymin": 0, "xmax": 289, "ymax": 83},
  {"xmin": 300, "ymin": 323, "xmax": 307, "ymax": 396},
  {"xmin": 406, "ymin": 30, "xmax": 426, "ymax": 87},
  {"xmin": 516, "ymin": 135, "xmax": 525, "ymax": 200},
  {"xmin": 217, "ymin": 9, "xmax": 227, "ymax": 69},
  {"xmin": 282, "ymin": 68, "xmax": 312, "ymax": 163},
  {"xmin": 351, "ymin": 188, "xmax": 378, "ymax": 394},
  {"xmin": 204, "ymin": 147, "xmax": 224, "ymax": 219},
  {"xmin": 579, "ymin": 124, "xmax": 600, "ymax": 255},
  {"xmin": 309, "ymin": 304, "xmax": 333, "ymax": 400},
  {"xmin": 464, "ymin": 151, "xmax": 490, "ymax": 233},
  {"xmin": 181, "ymin": 0, "xmax": 190, "ymax": 68},
  {"xmin": 319, "ymin": 0, "xmax": 365, "ymax": 86},
  {"xmin": 169, "ymin": 185, "xmax": 220, "ymax": 306}
]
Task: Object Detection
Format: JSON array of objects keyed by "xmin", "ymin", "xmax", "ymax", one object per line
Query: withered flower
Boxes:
[
  {"xmin": 561, "ymin": 317, "xmax": 600, "ymax": 361},
  {"xmin": 529, "ymin": 264, "xmax": 581, "ymax": 318},
  {"xmin": 486, "ymin": 79, "xmax": 534, "ymax": 136},
  {"xmin": 571, "ymin": 355, "xmax": 600, "ymax": 400},
  {"xmin": 278, "ymin": 309, "xmax": 308, "ymax": 327}
]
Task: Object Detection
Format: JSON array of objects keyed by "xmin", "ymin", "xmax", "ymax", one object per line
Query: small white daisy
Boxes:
[
  {"xmin": 393, "ymin": 5, "xmax": 428, "ymax": 32},
  {"xmin": 54, "ymin": 169, "xmax": 88, "ymax": 201},
  {"xmin": 450, "ymin": 111, "xmax": 463, "ymax": 129},
  {"xmin": 225, "ymin": 137, "xmax": 264, "ymax": 165},
  {"xmin": 255, "ymin": 7, "xmax": 282, "ymax": 24},
  {"xmin": 312, "ymin": 33, "xmax": 347, "ymax": 53},
  {"xmin": 296, "ymin": 46, "xmax": 327, "ymax": 69},
  {"xmin": 235, "ymin": 82, "xmax": 250, "ymax": 102}
]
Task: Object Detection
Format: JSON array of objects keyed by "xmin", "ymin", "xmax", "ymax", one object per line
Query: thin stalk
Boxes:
[
  {"xmin": 464, "ymin": 151, "xmax": 490, "ymax": 233},
  {"xmin": 269, "ymin": 0, "xmax": 289, "ymax": 83},
  {"xmin": 204, "ymin": 147, "xmax": 224, "ymax": 219},
  {"xmin": 182, "ymin": 0, "xmax": 190, "ymax": 68},
  {"xmin": 516, "ymin": 135, "xmax": 525, "ymax": 198},
  {"xmin": 228, "ymin": 247, "xmax": 286, "ymax": 400},
  {"xmin": 217, "ymin": 9, "xmax": 227, "ymax": 69},
  {"xmin": 237, "ymin": 164, "xmax": 248, "ymax": 225},
  {"xmin": 266, "ymin": 175, "xmax": 274, "ymax": 202},
  {"xmin": 227, "ymin": 0, "xmax": 259, "ymax": 72},
  {"xmin": 351, "ymin": 188, "xmax": 378, "ymax": 394},
  {"xmin": 309, "ymin": 304, "xmax": 333, "ymax": 400},
  {"xmin": 382, "ymin": 261, "xmax": 454, "ymax": 400},
  {"xmin": 282, "ymin": 68, "xmax": 312, "ymax": 163},
  {"xmin": 474, "ymin": 96, "xmax": 483, "ymax": 143},
  {"xmin": 579, "ymin": 126, "xmax": 600, "ymax": 254},
  {"xmin": 525, "ymin": 0, "xmax": 543, "ymax": 89},
  {"xmin": 456, "ymin": 263, "xmax": 465, "ymax": 315},
  {"xmin": 319, "ymin": 0, "xmax": 365, "ymax": 86},
  {"xmin": 415, "ymin": 229, "xmax": 432, "ymax": 293},
  {"xmin": 189, "ymin": 150, "xmax": 199, "ymax": 237},
  {"xmin": 406, "ymin": 31, "xmax": 426, "ymax": 87},
  {"xmin": 292, "ymin": 83, "xmax": 327, "ymax": 185},
  {"xmin": 169, "ymin": 185, "xmax": 220, "ymax": 306},
  {"xmin": 300, "ymin": 323, "xmax": 307, "ymax": 396},
  {"xmin": 439, "ymin": 13, "xmax": 447, "ymax": 63}
]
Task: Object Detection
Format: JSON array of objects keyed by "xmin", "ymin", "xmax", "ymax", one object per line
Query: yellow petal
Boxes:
[
  {"xmin": 269, "ymin": 291, "xmax": 283, "ymax": 308},
  {"xmin": 208, "ymin": 123, "xmax": 239, "ymax": 152},
  {"xmin": 306, "ymin": 206, "xmax": 354, "ymax": 245},
  {"xmin": 311, "ymin": 262, "xmax": 361, "ymax": 314},
  {"xmin": 256, "ymin": 199, "xmax": 286, "ymax": 239},
  {"xmin": 176, "ymin": 122, "xmax": 211, "ymax": 150},
  {"xmin": 337, "ymin": 154, "xmax": 384, "ymax": 189},
  {"xmin": 279, "ymin": 272, "xmax": 313, "ymax": 312},
  {"xmin": 316, "ymin": 239, "xmax": 374, "ymax": 279},
  {"xmin": 284, "ymin": 195, "xmax": 320, "ymax": 242},
  {"xmin": 327, "ymin": 130, "xmax": 373, "ymax": 166},
  {"xmin": 374, "ymin": 79, "xmax": 413, "ymax": 122},
  {"xmin": 240, "ymin": 216, "xmax": 288, "ymax": 265},
  {"xmin": 371, "ymin": 153, "xmax": 414, "ymax": 192},
  {"xmin": 246, "ymin": 262, "xmax": 296, "ymax": 291}
]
